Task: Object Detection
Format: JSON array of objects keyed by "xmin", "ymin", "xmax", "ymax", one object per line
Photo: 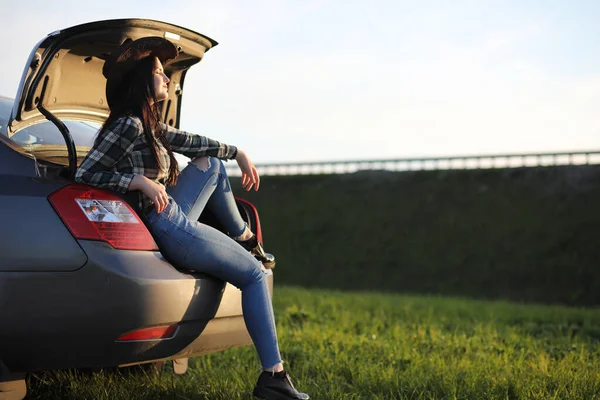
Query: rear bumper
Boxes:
[{"xmin": 0, "ymin": 240, "xmax": 272, "ymax": 372}]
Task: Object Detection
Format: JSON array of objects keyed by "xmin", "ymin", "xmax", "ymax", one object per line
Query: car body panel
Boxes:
[
  {"xmin": 0, "ymin": 143, "xmax": 88, "ymax": 271},
  {"xmin": 0, "ymin": 132, "xmax": 39, "ymax": 177},
  {"xmin": 0, "ymin": 239, "xmax": 271, "ymax": 372},
  {"xmin": 8, "ymin": 18, "xmax": 218, "ymax": 136}
]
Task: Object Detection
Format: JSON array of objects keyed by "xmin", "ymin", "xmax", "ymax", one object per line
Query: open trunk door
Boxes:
[
  {"xmin": 7, "ymin": 19, "xmax": 217, "ymax": 178},
  {"xmin": 8, "ymin": 18, "xmax": 217, "ymax": 136}
]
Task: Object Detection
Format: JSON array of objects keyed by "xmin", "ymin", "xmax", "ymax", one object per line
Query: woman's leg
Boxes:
[
  {"xmin": 152, "ymin": 160, "xmax": 308, "ymax": 398},
  {"xmin": 166, "ymin": 157, "xmax": 248, "ymax": 238},
  {"xmin": 146, "ymin": 200, "xmax": 282, "ymax": 369},
  {"xmin": 168, "ymin": 157, "xmax": 275, "ymax": 269}
]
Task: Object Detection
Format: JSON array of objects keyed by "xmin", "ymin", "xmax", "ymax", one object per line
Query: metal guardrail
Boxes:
[{"xmin": 225, "ymin": 150, "xmax": 600, "ymax": 177}]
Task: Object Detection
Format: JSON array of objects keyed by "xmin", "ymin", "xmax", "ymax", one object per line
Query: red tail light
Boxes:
[
  {"xmin": 116, "ymin": 324, "xmax": 179, "ymax": 341},
  {"xmin": 49, "ymin": 184, "xmax": 158, "ymax": 251}
]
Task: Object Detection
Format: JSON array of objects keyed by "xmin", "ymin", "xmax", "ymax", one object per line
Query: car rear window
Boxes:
[
  {"xmin": 8, "ymin": 120, "xmax": 98, "ymax": 147},
  {"xmin": 0, "ymin": 98, "xmax": 100, "ymax": 165}
]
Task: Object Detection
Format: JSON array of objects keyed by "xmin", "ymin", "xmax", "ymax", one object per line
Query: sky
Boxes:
[{"xmin": 1, "ymin": 0, "xmax": 599, "ymax": 163}]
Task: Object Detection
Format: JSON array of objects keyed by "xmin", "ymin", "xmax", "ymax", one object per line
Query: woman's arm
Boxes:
[
  {"xmin": 235, "ymin": 150, "xmax": 260, "ymax": 192},
  {"xmin": 75, "ymin": 117, "xmax": 140, "ymax": 193},
  {"xmin": 160, "ymin": 122, "xmax": 238, "ymax": 160},
  {"xmin": 129, "ymin": 175, "xmax": 169, "ymax": 213},
  {"xmin": 161, "ymin": 122, "xmax": 261, "ymax": 192}
]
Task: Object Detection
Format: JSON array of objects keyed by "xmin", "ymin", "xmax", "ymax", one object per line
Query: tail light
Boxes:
[
  {"xmin": 49, "ymin": 184, "xmax": 158, "ymax": 251},
  {"xmin": 116, "ymin": 324, "xmax": 179, "ymax": 341}
]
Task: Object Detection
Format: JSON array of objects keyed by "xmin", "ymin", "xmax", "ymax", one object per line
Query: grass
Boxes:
[{"xmin": 27, "ymin": 286, "xmax": 600, "ymax": 399}]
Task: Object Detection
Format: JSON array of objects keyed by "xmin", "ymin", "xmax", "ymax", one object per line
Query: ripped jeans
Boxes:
[{"xmin": 143, "ymin": 157, "xmax": 282, "ymax": 369}]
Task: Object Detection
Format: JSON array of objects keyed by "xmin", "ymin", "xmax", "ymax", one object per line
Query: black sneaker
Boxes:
[
  {"xmin": 253, "ymin": 370, "xmax": 309, "ymax": 400},
  {"xmin": 235, "ymin": 234, "xmax": 276, "ymax": 269}
]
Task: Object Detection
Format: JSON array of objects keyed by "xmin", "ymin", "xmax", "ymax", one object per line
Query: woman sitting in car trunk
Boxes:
[{"xmin": 75, "ymin": 36, "xmax": 308, "ymax": 400}]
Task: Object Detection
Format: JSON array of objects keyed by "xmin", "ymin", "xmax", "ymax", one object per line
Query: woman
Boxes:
[{"xmin": 75, "ymin": 36, "xmax": 308, "ymax": 400}]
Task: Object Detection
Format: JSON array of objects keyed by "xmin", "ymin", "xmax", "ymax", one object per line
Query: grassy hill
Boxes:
[{"xmin": 232, "ymin": 165, "xmax": 600, "ymax": 306}]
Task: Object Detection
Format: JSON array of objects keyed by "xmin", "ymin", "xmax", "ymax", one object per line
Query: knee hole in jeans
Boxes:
[{"xmin": 191, "ymin": 156, "xmax": 210, "ymax": 172}]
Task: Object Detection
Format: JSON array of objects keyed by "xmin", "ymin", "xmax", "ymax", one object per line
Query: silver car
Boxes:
[{"xmin": 0, "ymin": 18, "xmax": 272, "ymax": 398}]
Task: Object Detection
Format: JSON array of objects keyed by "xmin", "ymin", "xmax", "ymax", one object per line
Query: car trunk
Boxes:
[{"xmin": 5, "ymin": 19, "xmax": 217, "ymax": 180}]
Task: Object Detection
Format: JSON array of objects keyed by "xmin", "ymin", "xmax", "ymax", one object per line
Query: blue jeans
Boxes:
[{"xmin": 144, "ymin": 157, "xmax": 282, "ymax": 369}]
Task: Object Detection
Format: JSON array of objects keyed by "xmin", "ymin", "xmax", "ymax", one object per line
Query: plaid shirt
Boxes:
[{"xmin": 75, "ymin": 115, "xmax": 237, "ymax": 214}]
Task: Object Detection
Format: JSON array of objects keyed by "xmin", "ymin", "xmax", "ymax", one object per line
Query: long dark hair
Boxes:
[{"xmin": 101, "ymin": 56, "xmax": 178, "ymax": 185}]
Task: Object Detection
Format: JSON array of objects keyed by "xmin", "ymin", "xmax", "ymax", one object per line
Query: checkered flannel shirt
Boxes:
[{"xmin": 75, "ymin": 115, "xmax": 238, "ymax": 214}]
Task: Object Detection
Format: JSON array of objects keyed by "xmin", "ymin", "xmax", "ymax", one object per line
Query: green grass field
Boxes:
[{"xmin": 27, "ymin": 286, "xmax": 600, "ymax": 399}]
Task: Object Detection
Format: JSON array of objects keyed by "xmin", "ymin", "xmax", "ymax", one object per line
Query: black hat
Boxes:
[{"xmin": 103, "ymin": 36, "xmax": 178, "ymax": 104}]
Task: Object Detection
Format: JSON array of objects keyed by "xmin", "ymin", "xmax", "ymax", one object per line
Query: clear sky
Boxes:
[{"xmin": 1, "ymin": 0, "xmax": 599, "ymax": 163}]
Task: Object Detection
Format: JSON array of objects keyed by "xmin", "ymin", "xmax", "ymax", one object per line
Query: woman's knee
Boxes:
[
  {"xmin": 240, "ymin": 263, "xmax": 266, "ymax": 289},
  {"xmin": 191, "ymin": 156, "xmax": 224, "ymax": 174},
  {"xmin": 191, "ymin": 156, "xmax": 211, "ymax": 171}
]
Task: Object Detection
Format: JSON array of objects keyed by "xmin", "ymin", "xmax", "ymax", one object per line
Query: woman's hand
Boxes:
[
  {"xmin": 235, "ymin": 150, "xmax": 260, "ymax": 191},
  {"xmin": 130, "ymin": 175, "xmax": 169, "ymax": 213}
]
